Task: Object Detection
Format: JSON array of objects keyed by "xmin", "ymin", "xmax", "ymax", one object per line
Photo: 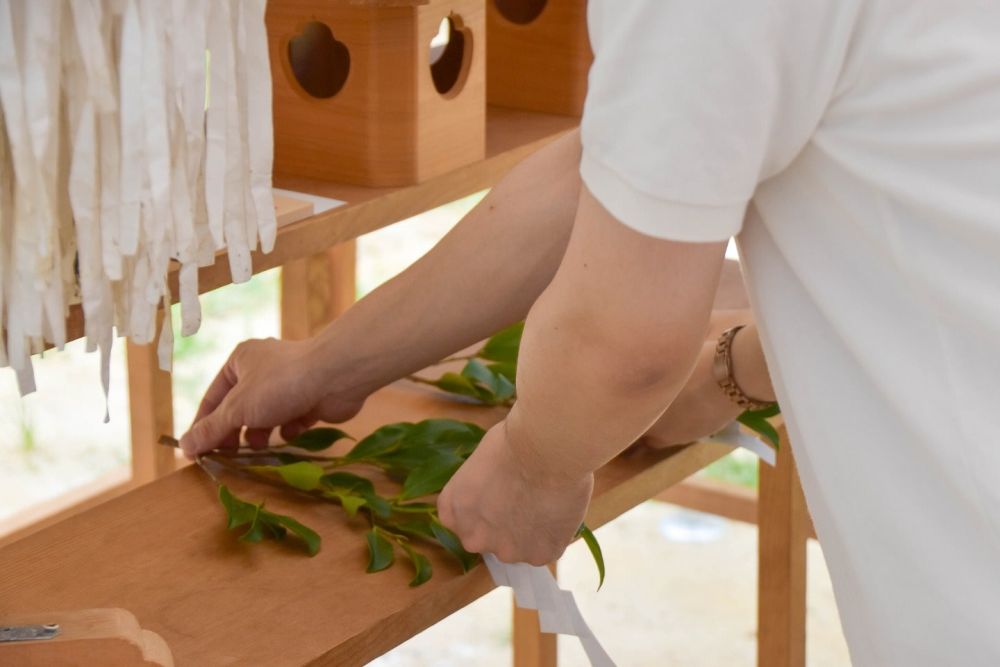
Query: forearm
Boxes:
[
  {"xmin": 506, "ymin": 190, "xmax": 725, "ymax": 480},
  {"xmin": 308, "ymin": 130, "xmax": 583, "ymax": 397}
]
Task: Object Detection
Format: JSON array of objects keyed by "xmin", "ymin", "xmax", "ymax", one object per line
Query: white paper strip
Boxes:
[
  {"xmin": 0, "ymin": 0, "xmax": 277, "ymax": 398},
  {"xmin": 708, "ymin": 420, "xmax": 777, "ymax": 466},
  {"xmin": 483, "ymin": 553, "xmax": 617, "ymax": 667}
]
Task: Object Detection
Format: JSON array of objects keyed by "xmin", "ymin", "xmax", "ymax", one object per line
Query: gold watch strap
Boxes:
[{"xmin": 713, "ymin": 325, "xmax": 775, "ymax": 411}]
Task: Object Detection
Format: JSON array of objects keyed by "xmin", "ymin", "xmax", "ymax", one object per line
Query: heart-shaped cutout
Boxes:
[
  {"xmin": 287, "ymin": 21, "xmax": 350, "ymax": 99},
  {"xmin": 494, "ymin": 0, "xmax": 547, "ymax": 25},
  {"xmin": 429, "ymin": 15, "xmax": 473, "ymax": 97}
]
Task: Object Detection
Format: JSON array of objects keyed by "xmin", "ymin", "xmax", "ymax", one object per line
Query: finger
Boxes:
[
  {"xmin": 436, "ymin": 487, "xmax": 457, "ymax": 532},
  {"xmin": 245, "ymin": 427, "xmax": 272, "ymax": 450},
  {"xmin": 193, "ymin": 359, "xmax": 237, "ymax": 425},
  {"xmin": 459, "ymin": 526, "xmax": 491, "ymax": 556},
  {"xmin": 280, "ymin": 415, "xmax": 317, "ymax": 442},
  {"xmin": 180, "ymin": 396, "xmax": 241, "ymax": 458},
  {"xmin": 525, "ymin": 547, "xmax": 555, "ymax": 567}
]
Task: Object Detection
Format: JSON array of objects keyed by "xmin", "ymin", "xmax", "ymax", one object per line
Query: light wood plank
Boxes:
[
  {"xmin": 0, "ymin": 608, "xmax": 173, "ymax": 666},
  {"xmin": 0, "ymin": 466, "xmax": 133, "ymax": 548},
  {"xmin": 654, "ymin": 476, "xmax": 818, "ymax": 540},
  {"xmin": 126, "ymin": 312, "xmax": 177, "ymax": 485},
  {"xmin": 757, "ymin": 424, "xmax": 808, "ymax": 667},
  {"xmin": 0, "ymin": 381, "xmax": 728, "ymax": 667},
  {"xmin": 512, "ymin": 563, "xmax": 557, "ymax": 667},
  {"xmin": 281, "ymin": 241, "xmax": 358, "ymax": 341}
]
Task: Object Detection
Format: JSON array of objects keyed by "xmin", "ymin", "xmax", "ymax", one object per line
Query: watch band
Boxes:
[{"xmin": 713, "ymin": 325, "xmax": 775, "ymax": 411}]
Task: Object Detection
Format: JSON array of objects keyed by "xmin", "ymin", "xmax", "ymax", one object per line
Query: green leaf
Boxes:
[
  {"xmin": 737, "ymin": 410, "xmax": 781, "ymax": 450},
  {"xmin": 400, "ymin": 451, "xmax": 463, "ymax": 500},
  {"xmin": 377, "ymin": 421, "xmax": 483, "ymax": 476},
  {"xmin": 392, "ymin": 502, "xmax": 437, "ymax": 514},
  {"xmin": 461, "ymin": 359, "xmax": 501, "ymax": 395},
  {"xmin": 218, "ymin": 484, "xmax": 258, "ymax": 529},
  {"xmin": 427, "ymin": 372, "xmax": 487, "ymax": 402},
  {"xmin": 577, "ymin": 524, "xmax": 605, "ymax": 590},
  {"xmin": 430, "ymin": 521, "xmax": 479, "ymax": 572},
  {"xmin": 291, "ymin": 427, "xmax": 353, "ymax": 451},
  {"xmin": 347, "ymin": 423, "xmax": 413, "ymax": 460},
  {"xmin": 249, "ymin": 461, "xmax": 326, "ymax": 491},
  {"xmin": 744, "ymin": 403, "xmax": 781, "ymax": 419},
  {"xmin": 492, "ymin": 372, "xmax": 515, "ymax": 402},
  {"xmin": 366, "ymin": 528, "xmax": 395, "ymax": 573},
  {"xmin": 239, "ymin": 512, "xmax": 268, "ymax": 543},
  {"xmin": 478, "ymin": 321, "xmax": 524, "ymax": 364},
  {"xmin": 363, "ymin": 492, "xmax": 393, "ymax": 518},
  {"xmin": 327, "ymin": 492, "xmax": 367, "ymax": 518},
  {"xmin": 401, "ymin": 543, "xmax": 433, "ymax": 587},
  {"xmin": 269, "ymin": 511, "xmax": 322, "ymax": 556},
  {"xmin": 486, "ymin": 361, "xmax": 517, "ymax": 383},
  {"xmin": 391, "ymin": 516, "xmax": 437, "ymax": 540},
  {"xmin": 321, "ymin": 471, "xmax": 376, "ymax": 497},
  {"xmin": 218, "ymin": 485, "xmax": 320, "ymax": 556}
]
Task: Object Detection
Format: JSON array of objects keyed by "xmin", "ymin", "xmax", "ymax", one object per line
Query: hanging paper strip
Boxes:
[{"xmin": 0, "ymin": 0, "xmax": 276, "ymax": 398}]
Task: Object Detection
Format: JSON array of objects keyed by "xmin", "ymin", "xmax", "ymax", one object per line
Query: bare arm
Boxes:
[
  {"xmin": 182, "ymin": 130, "xmax": 584, "ymax": 455},
  {"xmin": 437, "ymin": 187, "xmax": 727, "ymax": 563}
]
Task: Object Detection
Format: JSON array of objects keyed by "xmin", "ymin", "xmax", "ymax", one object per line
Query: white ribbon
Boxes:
[
  {"xmin": 707, "ymin": 420, "xmax": 777, "ymax": 467},
  {"xmin": 0, "ymin": 0, "xmax": 277, "ymax": 389},
  {"xmin": 483, "ymin": 554, "xmax": 617, "ymax": 667}
]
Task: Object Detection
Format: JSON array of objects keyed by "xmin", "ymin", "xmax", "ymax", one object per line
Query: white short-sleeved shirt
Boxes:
[{"xmin": 581, "ymin": 2, "xmax": 1000, "ymax": 665}]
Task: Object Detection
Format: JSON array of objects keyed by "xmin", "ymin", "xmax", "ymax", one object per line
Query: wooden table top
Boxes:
[{"xmin": 0, "ymin": 381, "xmax": 728, "ymax": 666}]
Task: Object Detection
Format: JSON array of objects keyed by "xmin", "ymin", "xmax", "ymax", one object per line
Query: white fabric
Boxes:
[{"xmin": 582, "ymin": 1, "xmax": 1000, "ymax": 665}]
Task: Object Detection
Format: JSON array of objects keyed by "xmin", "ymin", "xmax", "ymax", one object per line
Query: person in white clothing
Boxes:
[{"xmin": 184, "ymin": 1, "xmax": 1000, "ymax": 663}]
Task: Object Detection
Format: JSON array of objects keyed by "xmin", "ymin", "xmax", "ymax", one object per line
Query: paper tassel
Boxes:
[{"xmin": 0, "ymin": 0, "xmax": 276, "ymax": 395}]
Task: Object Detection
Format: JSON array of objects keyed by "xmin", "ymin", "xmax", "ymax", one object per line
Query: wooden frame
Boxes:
[
  {"xmin": 487, "ymin": 0, "xmax": 592, "ymax": 116},
  {"xmin": 7, "ymin": 104, "xmax": 812, "ymax": 665},
  {"xmin": 267, "ymin": 0, "xmax": 486, "ymax": 186}
]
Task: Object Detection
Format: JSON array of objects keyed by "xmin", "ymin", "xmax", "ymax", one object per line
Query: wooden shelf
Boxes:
[
  {"xmin": 203, "ymin": 106, "xmax": 576, "ymax": 292},
  {"xmin": 62, "ymin": 107, "xmax": 575, "ymax": 344},
  {"xmin": 0, "ymin": 381, "xmax": 729, "ymax": 667}
]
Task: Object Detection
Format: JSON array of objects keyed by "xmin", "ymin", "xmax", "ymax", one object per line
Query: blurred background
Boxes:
[{"xmin": 0, "ymin": 192, "xmax": 850, "ymax": 666}]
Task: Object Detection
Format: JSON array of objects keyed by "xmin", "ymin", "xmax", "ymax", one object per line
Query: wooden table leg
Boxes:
[
  {"xmin": 126, "ymin": 312, "xmax": 176, "ymax": 485},
  {"xmin": 280, "ymin": 241, "xmax": 357, "ymax": 340},
  {"xmin": 513, "ymin": 562, "xmax": 557, "ymax": 667},
  {"xmin": 757, "ymin": 424, "xmax": 808, "ymax": 667}
]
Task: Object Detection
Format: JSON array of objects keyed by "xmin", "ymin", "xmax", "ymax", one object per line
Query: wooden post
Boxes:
[
  {"xmin": 280, "ymin": 241, "xmax": 357, "ymax": 340},
  {"xmin": 126, "ymin": 312, "xmax": 176, "ymax": 485},
  {"xmin": 512, "ymin": 563, "xmax": 557, "ymax": 667},
  {"xmin": 757, "ymin": 424, "xmax": 808, "ymax": 667}
]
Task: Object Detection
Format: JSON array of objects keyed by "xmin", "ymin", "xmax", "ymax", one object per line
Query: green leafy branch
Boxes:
[
  {"xmin": 161, "ymin": 416, "xmax": 604, "ymax": 588},
  {"xmin": 414, "ymin": 321, "xmax": 782, "ymax": 454},
  {"xmin": 737, "ymin": 403, "xmax": 782, "ymax": 449},
  {"xmin": 408, "ymin": 322, "xmax": 522, "ymax": 406}
]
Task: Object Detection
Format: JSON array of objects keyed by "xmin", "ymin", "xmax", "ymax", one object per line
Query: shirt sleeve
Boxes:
[{"xmin": 580, "ymin": 0, "xmax": 858, "ymax": 242}]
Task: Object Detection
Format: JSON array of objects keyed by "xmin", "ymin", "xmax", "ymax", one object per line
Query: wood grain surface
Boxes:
[{"xmin": 0, "ymin": 380, "xmax": 728, "ymax": 666}]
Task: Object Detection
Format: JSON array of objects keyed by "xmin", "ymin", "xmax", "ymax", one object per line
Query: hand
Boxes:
[
  {"xmin": 179, "ymin": 337, "xmax": 365, "ymax": 458},
  {"xmin": 437, "ymin": 420, "xmax": 594, "ymax": 566}
]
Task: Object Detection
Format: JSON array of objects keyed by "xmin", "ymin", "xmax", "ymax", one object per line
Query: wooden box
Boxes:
[
  {"xmin": 486, "ymin": 0, "xmax": 592, "ymax": 116},
  {"xmin": 267, "ymin": 0, "xmax": 486, "ymax": 187}
]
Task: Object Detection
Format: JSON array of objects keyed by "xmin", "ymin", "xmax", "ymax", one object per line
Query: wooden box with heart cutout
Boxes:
[
  {"xmin": 487, "ymin": 0, "xmax": 591, "ymax": 116},
  {"xmin": 267, "ymin": 0, "xmax": 486, "ymax": 187}
]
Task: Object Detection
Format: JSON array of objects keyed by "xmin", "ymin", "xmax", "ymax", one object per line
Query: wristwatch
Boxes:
[{"xmin": 713, "ymin": 325, "xmax": 775, "ymax": 411}]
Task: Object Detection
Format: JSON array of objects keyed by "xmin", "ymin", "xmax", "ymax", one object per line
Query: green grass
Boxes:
[{"xmin": 702, "ymin": 452, "xmax": 759, "ymax": 489}]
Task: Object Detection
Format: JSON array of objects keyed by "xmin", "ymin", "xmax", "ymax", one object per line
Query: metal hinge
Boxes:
[{"xmin": 0, "ymin": 624, "xmax": 61, "ymax": 643}]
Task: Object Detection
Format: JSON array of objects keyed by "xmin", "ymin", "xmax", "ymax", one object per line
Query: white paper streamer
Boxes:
[
  {"xmin": 483, "ymin": 554, "xmax": 617, "ymax": 667},
  {"xmin": 0, "ymin": 0, "xmax": 278, "ymax": 388},
  {"xmin": 708, "ymin": 420, "xmax": 777, "ymax": 466}
]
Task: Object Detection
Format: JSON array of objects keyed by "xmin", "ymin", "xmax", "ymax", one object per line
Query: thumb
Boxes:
[{"xmin": 180, "ymin": 398, "xmax": 241, "ymax": 458}]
